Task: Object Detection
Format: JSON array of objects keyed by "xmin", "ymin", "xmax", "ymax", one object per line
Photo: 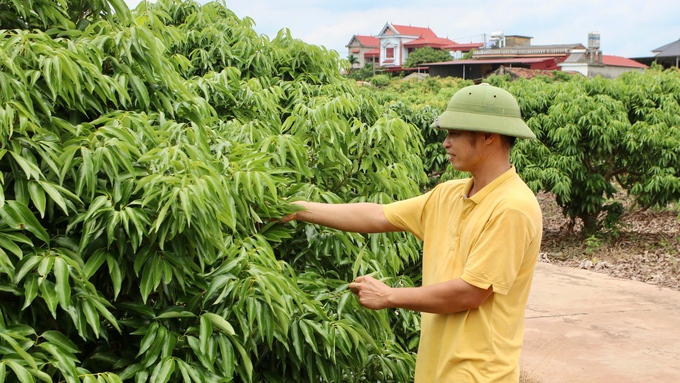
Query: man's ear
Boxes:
[{"xmin": 483, "ymin": 132, "xmax": 497, "ymax": 145}]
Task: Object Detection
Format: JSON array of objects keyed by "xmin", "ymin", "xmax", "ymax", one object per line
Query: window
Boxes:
[{"xmin": 385, "ymin": 47, "xmax": 394, "ymax": 58}]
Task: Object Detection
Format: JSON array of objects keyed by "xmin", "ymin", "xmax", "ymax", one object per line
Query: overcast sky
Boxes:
[{"xmin": 124, "ymin": 0, "xmax": 680, "ymax": 58}]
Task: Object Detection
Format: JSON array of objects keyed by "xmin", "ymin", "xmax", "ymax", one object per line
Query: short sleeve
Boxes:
[
  {"xmin": 461, "ymin": 208, "xmax": 536, "ymax": 295},
  {"xmin": 382, "ymin": 188, "xmax": 437, "ymax": 241}
]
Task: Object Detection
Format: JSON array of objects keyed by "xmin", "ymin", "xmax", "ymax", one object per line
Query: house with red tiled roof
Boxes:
[
  {"xmin": 558, "ymin": 50, "xmax": 648, "ymax": 78},
  {"xmin": 376, "ymin": 22, "xmax": 457, "ymax": 67},
  {"xmin": 345, "ymin": 35, "xmax": 379, "ymax": 69},
  {"xmin": 347, "ymin": 23, "xmax": 481, "ymax": 71}
]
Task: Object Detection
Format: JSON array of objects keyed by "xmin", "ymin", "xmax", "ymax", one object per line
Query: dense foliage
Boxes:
[
  {"xmin": 0, "ymin": 1, "xmax": 429, "ymax": 382},
  {"xmin": 367, "ymin": 77, "xmax": 473, "ymax": 187},
  {"xmin": 372, "ymin": 70, "xmax": 680, "ymax": 232},
  {"xmin": 487, "ymin": 70, "xmax": 680, "ymax": 231},
  {"xmin": 348, "ymin": 63, "xmax": 377, "ymax": 82},
  {"xmin": 402, "ymin": 47, "xmax": 452, "ymax": 69}
]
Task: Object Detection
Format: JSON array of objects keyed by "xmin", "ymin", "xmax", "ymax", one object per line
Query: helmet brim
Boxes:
[{"xmin": 430, "ymin": 110, "xmax": 537, "ymax": 140}]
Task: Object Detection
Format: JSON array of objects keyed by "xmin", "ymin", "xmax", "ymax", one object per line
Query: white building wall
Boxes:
[
  {"xmin": 558, "ymin": 63, "xmax": 589, "ymax": 77},
  {"xmin": 380, "ymin": 37, "xmax": 402, "ymax": 66},
  {"xmin": 559, "ymin": 63, "xmax": 646, "ymax": 79},
  {"xmin": 588, "ymin": 66, "xmax": 645, "ymax": 79}
]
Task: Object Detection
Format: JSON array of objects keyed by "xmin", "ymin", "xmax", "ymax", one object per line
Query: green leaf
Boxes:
[
  {"xmin": 353, "ymin": 245, "xmax": 366, "ymax": 279},
  {"xmin": 0, "ymin": 333, "xmax": 38, "ymax": 371},
  {"xmin": 28, "ymin": 369, "xmax": 51, "ymax": 383},
  {"xmin": 83, "ymin": 249, "xmax": 107, "ymax": 279},
  {"xmin": 81, "ymin": 299, "xmax": 100, "ymax": 336},
  {"xmin": 39, "ymin": 181, "xmax": 69, "ymax": 215},
  {"xmin": 39, "ymin": 279, "xmax": 58, "ymax": 318},
  {"xmin": 107, "ymin": 255, "xmax": 122, "ymax": 300},
  {"xmin": 27, "ymin": 182, "xmax": 46, "ymax": 218},
  {"xmin": 6, "ymin": 361, "xmax": 34, "ymax": 383},
  {"xmin": 120, "ymin": 302, "xmax": 156, "ymax": 318},
  {"xmin": 137, "ymin": 323, "xmax": 159, "ymax": 357},
  {"xmin": 150, "ymin": 358, "xmax": 175, "ymax": 383},
  {"xmin": 54, "ymin": 257, "xmax": 71, "ymax": 308},
  {"xmin": 155, "ymin": 310, "xmax": 196, "ymax": 319},
  {"xmin": 14, "ymin": 256, "xmax": 40, "ymax": 284},
  {"xmin": 203, "ymin": 312, "xmax": 235, "ymax": 336},
  {"xmin": 139, "ymin": 262, "xmax": 154, "ymax": 304},
  {"xmin": 10, "ymin": 151, "xmax": 41, "ymax": 181},
  {"xmin": 0, "ymin": 235, "xmax": 24, "ymax": 258},
  {"xmin": 22, "ymin": 274, "xmax": 39, "ymax": 310},
  {"xmin": 91, "ymin": 299, "xmax": 122, "ymax": 333},
  {"xmin": 118, "ymin": 364, "xmax": 144, "ymax": 381},
  {"xmin": 199, "ymin": 315, "xmax": 212, "ymax": 355},
  {"xmin": 0, "ymin": 201, "xmax": 50, "ymax": 245},
  {"xmin": 229, "ymin": 335, "xmax": 252, "ymax": 382},
  {"xmin": 41, "ymin": 331, "xmax": 80, "ymax": 354},
  {"xmin": 217, "ymin": 335, "xmax": 235, "ymax": 379}
]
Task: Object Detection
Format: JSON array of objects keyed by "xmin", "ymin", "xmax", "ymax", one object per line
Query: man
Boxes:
[{"xmin": 282, "ymin": 84, "xmax": 542, "ymax": 382}]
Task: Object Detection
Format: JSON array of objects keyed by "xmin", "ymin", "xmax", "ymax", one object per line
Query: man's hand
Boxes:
[
  {"xmin": 349, "ymin": 275, "xmax": 393, "ymax": 310},
  {"xmin": 269, "ymin": 199, "xmax": 302, "ymax": 223},
  {"xmin": 277, "ymin": 212, "xmax": 297, "ymax": 223}
]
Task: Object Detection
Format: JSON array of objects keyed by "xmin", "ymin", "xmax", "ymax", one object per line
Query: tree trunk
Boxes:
[{"xmin": 579, "ymin": 212, "xmax": 599, "ymax": 234}]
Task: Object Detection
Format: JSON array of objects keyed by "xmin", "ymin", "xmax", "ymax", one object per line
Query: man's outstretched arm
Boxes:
[
  {"xmin": 349, "ymin": 275, "xmax": 493, "ymax": 314},
  {"xmin": 282, "ymin": 201, "xmax": 402, "ymax": 234}
]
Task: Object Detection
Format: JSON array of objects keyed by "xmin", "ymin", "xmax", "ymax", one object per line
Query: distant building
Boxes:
[
  {"xmin": 443, "ymin": 42, "xmax": 484, "ymax": 60},
  {"xmin": 426, "ymin": 57, "xmax": 559, "ymax": 80},
  {"xmin": 631, "ymin": 39, "xmax": 680, "ymax": 68},
  {"xmin": 474, "ymin": 42, "xmax": 586, "ymax": 61},
  {"xmin": 345, "ymin": 35, "xmax": 379, "ymax": 69},
  {"xmin": 375, "ymin": 23, "xmax": 457, "ymax": 67},
  {"xmin": 558, "ymin": 51, "xmax": 647, "ymax": 78},
  {"xmin": 505, "ymin": 35, "xmax": 533, "ymax": 47},
  {"xmin": 424, "ymin": 31, "xmax": 647, "ymax": 80},
  {"xmin": 347, "ymin": 23, "xmax": 482, "ymax": 72},
  {"xmin": 558, "ymin": 32, "xmax": 647, "ymax": 78}
]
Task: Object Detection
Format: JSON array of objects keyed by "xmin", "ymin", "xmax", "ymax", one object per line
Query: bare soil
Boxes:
[
  {"xmin": 537, "ymin": 192, "xmax": 680, "ymax": 291},
  {"xmin": 520, "ymin": 370, "xmax": 544, "ymax": 383}
]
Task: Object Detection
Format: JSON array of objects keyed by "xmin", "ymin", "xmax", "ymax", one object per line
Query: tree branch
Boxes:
[{"xmin": 604, "ymin": 165, "xmax": 629, "ymax": 182}]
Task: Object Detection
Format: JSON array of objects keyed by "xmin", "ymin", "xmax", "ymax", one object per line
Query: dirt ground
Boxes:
[{"xmin": 537, "ymin": 192, "xmax": 680, "ymax": 291}]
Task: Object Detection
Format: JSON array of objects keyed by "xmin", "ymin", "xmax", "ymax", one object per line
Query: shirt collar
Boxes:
[{"xmin": 462, "ymin": 165, "xmax": 518, "ymax": 205}]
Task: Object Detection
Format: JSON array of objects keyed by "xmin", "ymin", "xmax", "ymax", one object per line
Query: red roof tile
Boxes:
[
  {"xmin": 382, "ymin": 59, "xmax": 395, "ymax": 64},
  {"xmin": 355, "ymin": 35, "xmax": 379, "ymax": 47},
  {"xmin": 602, "ymin": 55, "xmax": 648, "ymax": 68},
  {"xmin": 391, "ymin": 25, "xmax": 437, "ymax": 37},
  {"xmin": 404, "ymin": 37, "xmax": 457, "ymax": 47},
  {"xmin": 364, "ymin": 48, "xmax": 380, "ymax": 57}
]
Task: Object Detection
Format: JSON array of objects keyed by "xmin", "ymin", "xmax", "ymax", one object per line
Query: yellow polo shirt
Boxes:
[{"xmin": 383, "ymin": 166, "xmax": 542, "ymax": 383}]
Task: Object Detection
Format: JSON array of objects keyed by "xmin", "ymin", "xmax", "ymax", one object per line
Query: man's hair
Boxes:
[{"xmin": 500, "ymin": 135, "xmax": 517, "ymax": 150}]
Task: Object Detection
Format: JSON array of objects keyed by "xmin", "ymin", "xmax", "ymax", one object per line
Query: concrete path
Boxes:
[{"xmin": 520, "ymin": 262, "xmax": 680, "ymax": 383}]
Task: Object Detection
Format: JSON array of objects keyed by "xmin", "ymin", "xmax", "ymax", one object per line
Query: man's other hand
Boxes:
[{"xmin": 349, "ymin": 275, "xmax": 392, "ymax": 310}]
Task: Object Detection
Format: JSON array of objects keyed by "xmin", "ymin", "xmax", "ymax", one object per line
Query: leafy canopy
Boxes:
[
  {"xmin": 0, "ymin": 0, "xmax": 428, "ymax": 382},
  {"xmin": 367, "ymin": 70, "xmax": 680, "ymax": 232},
  {"xmin": 403, "ymin": 47, "xmax": 453, "ymax": 69}
]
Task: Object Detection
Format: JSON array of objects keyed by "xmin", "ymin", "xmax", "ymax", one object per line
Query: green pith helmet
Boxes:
[{"xmin": 430, "ymin": 83, "xmax": 536, "ymax": 139}]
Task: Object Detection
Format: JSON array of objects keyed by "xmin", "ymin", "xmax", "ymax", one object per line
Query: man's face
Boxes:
[{"xmin": 442, "ymin": 130, "xmax": 483, "ymax": 173}]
